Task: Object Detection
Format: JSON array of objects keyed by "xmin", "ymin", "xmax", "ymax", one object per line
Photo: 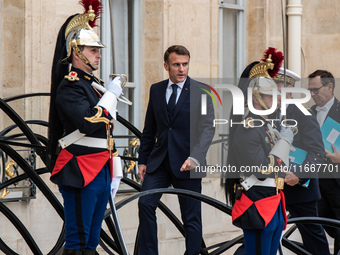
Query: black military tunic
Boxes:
[
  {"xmin": 230, "ymin": 112, "xmax": 286, "ymax": 229},
  {"xmin": 50, "ymin": 66, "xmax": 117, "ymax": 188}
]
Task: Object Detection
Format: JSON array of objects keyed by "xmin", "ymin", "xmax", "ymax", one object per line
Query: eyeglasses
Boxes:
[{"xmin": 308, "ymin": 85, "xmax": 325, "ymax": 94}]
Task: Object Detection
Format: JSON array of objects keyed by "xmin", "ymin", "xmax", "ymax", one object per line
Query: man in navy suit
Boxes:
[
  {"xmin": 138, "ymin": 45, "xmax": 215, "ymax": 255},
  {"xmin": 308, "ymin": 70, "xmax": 340, "ymax": 254},
  {"xmin": 274, "ymin": 68, "xmax": 330, "ymax": 254}
]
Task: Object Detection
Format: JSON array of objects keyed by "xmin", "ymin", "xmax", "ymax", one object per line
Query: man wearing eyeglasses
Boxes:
[
  {"xmin": 308, "ymin": 69, "xmax": 340, "ymax": 255},
  {"xmin": 271, "ymin": 68, "xmax": 329, "ymax": 255}
]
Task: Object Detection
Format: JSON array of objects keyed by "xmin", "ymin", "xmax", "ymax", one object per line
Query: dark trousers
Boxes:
[
  {"xmin": 319, "ymin": 179, "xmax": 340, "ymax": 255},
  {"xmin": 138, "ymin": 156, "xmax": 202, "ymax": 255},
  {"xmin": 243, "ymin": 203, "xmax": 285, "ymax": 255},
  {"xmin": 287, "ymin": 201, "xmax": 330, "ymax": 254},
  {"xmin": 59, "ymin": 164, "xmax": 111, "ymax": 250}
]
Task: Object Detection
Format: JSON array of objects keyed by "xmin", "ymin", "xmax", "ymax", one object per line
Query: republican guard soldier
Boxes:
[{"xmin": 47, "ymin": 1, "xmax": 125, "ymax": 254}]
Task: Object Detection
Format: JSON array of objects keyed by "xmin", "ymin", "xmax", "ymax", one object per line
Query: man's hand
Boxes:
[
  {"xmin": 326, "ymin": 144, "xmax": 340, "ymax": 163},
  {"xmin": 283, "ymin": 171, "xmax": 299, "ymax": 186},
  {"xmin": 138, "ymin": 165, "xmax": 147, "ymax": 181},
  {"xmin": 180, "ymin": 158, "xmax": 197, "ymax": 171}
]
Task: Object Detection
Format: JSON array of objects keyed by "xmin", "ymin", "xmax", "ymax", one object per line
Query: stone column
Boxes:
[{"xmin": 287, "ymin": 0, "xmax": 302, "ymax": 76}]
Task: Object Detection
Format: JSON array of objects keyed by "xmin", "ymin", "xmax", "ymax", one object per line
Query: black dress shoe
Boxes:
[
  {"xmin": 84, "ymin": 249, "xmax": 96, "ymax": 255},
  {"xmin": 62, "ymin": 248, "xmax": 83, "ymax": 255}
]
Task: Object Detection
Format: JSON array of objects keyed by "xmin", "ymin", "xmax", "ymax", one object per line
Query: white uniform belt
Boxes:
[
  {"xmin": 241, "ymin": 174, "xmax": 276, "ymax": 191},
  {"xmin": 59, "ymin": 129, "xmax": 108, "ymax": 149},
  {"xmin": 74, "ymin": 137, "xmax": 108, "ymax": 149}
]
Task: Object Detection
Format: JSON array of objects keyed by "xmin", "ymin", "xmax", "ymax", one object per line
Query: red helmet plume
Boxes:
[
  {"xmin": 261, "ymin": 47, "xmax": 284, "ymax": 78},
  {"xmin": 79, "ymin": 0, "xmax": 103, "ymax": 27}
]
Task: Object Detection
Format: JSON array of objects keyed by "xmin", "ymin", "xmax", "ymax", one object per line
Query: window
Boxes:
[
  {"xmin": 218, "ymin": 0, "xmax": 245, "ymax": 165},
  {"xmin": 218, "ymin": 0, "xmax": 245, "ymax": 133},
  {"xmin": 101, "ymin": 0, "xmax": 142, "ymax": 155},
  {"xmin": 219, "ymin": 0, "xmax": 245, "ymax": 82},
  {"xmin": 101, "ymin": 0, "xmax": 142, "ymax": 149},
  {"xmin": 101, "ymin": 0, "xmax": 142, "ymax": 125}
]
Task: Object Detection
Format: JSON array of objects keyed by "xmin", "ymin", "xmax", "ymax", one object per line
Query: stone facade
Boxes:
[{"xmin": 1, "ymin": 0, "xmax": 340, "ymax": 254}]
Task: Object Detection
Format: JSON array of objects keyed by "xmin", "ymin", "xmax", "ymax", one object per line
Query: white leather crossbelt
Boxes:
[
  {"xmin": 59, "ymin": 129, "xmax": 85, "ymax": 149},
  {"xmin": 241, "ymin": 174, "xmax": 276, "ymax": 191}
]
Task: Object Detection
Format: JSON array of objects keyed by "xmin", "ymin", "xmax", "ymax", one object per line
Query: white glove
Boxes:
[
  {"xmin": 107, "ymin": 76, "xmax": 123, "ymax": 97},
  {"xmin": 111, "ymin": 176, "xmax": 121, "ymax": 198},
  {"xmin": 273, "ymin": 127, "xmax": 295, "ymax": 153},
  {"xmin": 279, "ymin": 126, "xmax": 294, "ymax": 144}
]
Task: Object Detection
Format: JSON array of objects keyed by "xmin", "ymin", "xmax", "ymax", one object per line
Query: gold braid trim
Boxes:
[
  {"xmin": 268, "ymin": 154, "xmax": 275, "ymax": 168},
  {"xmin": 259, "ymin": 154, "xmax": 275, "ymax": 175},
  {"xmin": 276, "ymin": 176, "xmax": 285, "ymax": 191},
  {"xmin": 85, "ymin": 106, "xmax": 110, "ymax": 124},
  {"xmin": 274, "ymin": 74, "xmax": 295, "ymax": 86}
]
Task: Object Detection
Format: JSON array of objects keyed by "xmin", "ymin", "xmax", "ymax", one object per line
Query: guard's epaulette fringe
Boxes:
[
  {"xmin": 244, "ymin": 117, "xmax": 255, "ymax": 129},
  {"xmin": 64, "ymin": 71, "xmax": 80, "ymax": 81}
]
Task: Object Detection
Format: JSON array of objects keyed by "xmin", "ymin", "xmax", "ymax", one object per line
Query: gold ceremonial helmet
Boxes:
[
  {"xmin": 62, "ymin": 2, "xmax": 106, "ymax": 67},
  {"xmin": 248, "ymin": 53, "xmax": 281, "ymax": 110}
]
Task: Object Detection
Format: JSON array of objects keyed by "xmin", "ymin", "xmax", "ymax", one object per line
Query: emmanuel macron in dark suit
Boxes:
[{"xmin": 138, "ymin": 45, "xmax": 215, "ymax": 255}]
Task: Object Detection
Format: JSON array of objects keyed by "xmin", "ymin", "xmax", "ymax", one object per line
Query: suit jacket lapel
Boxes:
[
  {"xmin": 285, "ymin": 104, "xmax": 294, "ymax": 118},
  {"xmin": 311, "ymin": 104, "xmax": 317, "ymax": 115},
  {"xmin": 158, "ymin": 80, "xmax": 170, "ymax": 123},
  {"xmin": 171, "ymin": 77, "xmax": 190, "ymax": 123}
]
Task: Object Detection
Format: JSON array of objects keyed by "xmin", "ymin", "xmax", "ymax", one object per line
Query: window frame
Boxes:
[
  {"xmin": 100, "ymin": 0, "xmax": 143, "ymax": 130},
  {"xmin": 219, "ymin": 0, "xmax": 246, "ymax": 80}
]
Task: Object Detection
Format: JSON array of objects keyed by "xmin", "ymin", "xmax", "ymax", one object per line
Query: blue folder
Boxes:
[
  {"xmin": 289, "ymin": 147, "xmax": 310, "ymax": 188},
  {"xmin": 289, "ymin": 147, "xmax": 307, "ymax": 165},
  {"xmin": 320, "ymin": 116, "xmax": 340, "ymax": 153}
]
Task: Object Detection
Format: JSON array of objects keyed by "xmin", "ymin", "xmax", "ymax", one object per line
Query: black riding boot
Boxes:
[
  {"xmin": 62, "ymin": 248, "xmax": 83, "ymax": 255},
  {"xmin": 84, "ymin": 249, "xmax": 96, "ymax": 255}
]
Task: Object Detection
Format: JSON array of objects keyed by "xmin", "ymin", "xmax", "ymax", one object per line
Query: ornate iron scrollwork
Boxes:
[{"xmin": 0, "ymin": 93, "xmax": 340, "ymax": 255}]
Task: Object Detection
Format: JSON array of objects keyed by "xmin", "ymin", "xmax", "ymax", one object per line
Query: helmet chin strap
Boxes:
[
  {"xmin": 253, "ymin": 89, "xmax": 269, "ymax": 110},
  {"xmin": 71, "ymin": 41, "xmax": 96, "ymax": 71}
]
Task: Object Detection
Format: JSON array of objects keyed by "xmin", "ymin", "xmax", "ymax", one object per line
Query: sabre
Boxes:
[
  {"xmin": 281, "ymin": 0, "xmax": 287, "ymax": 89},
  {"xmin": 91, "ymin": 74, "xmax": 133, "ymax": 105},
  {"xmin": 108, "ymin": 150, "xmax": 128, "ymax": 254},
  {"xmin": 281, "ymin": 0, "xmax": 287, "ymax": 124},
  {"xmin": 109, "ymin": 194, "xmax": 129, "ymax": 255},
  {"xmin": 102, "ymin": 0, "xmax": 132, "ymax": 105},
  {"xmin": 104, "ymin": 2, "xmax": 130, "ymax": 253},
  {"xmin": 108, "ymin": 0, "xmax": 116, "ymax": 73}
]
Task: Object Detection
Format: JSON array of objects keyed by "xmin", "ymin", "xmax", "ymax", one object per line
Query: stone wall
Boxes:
[
  {"xmin": 245, "ymin": 0, "xmax": 340, "ymax": 99},
  {"xmin": 142, "ymin": 0, "xmax": 219, "ymax": 117}
]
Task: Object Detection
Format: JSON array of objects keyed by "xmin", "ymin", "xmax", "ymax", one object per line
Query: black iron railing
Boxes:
[{"xmin": 0, "ymin": 93, "xmax": 339, "ymax": 255}]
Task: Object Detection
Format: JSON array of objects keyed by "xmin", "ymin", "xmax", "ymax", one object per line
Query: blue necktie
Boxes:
[{"xmin": 167, "ymin": 84, "xmax": 178, "ymax": 120}]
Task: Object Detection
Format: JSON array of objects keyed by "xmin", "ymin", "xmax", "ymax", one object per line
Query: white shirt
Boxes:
[
  {"xmin": 316, "ymin": 96, "xmax": 334, "ymax": 127},
  {"xmin": 166, "ymin": 79, "xmax": 186, "ymax": 104}
]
